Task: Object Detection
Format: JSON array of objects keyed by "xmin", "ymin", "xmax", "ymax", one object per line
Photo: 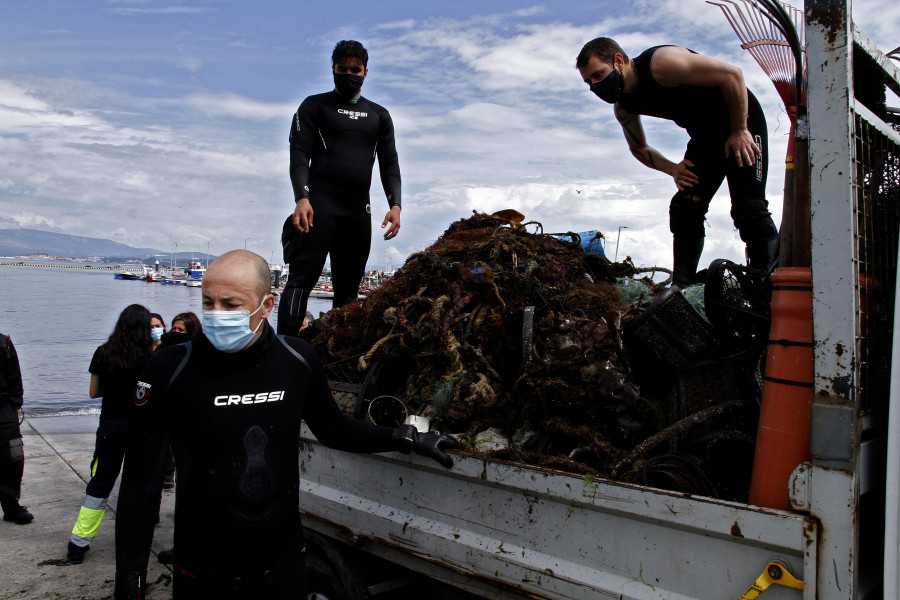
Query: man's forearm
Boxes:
[
  {"xmin": 289, "ymin": 150, "xmax": 311, "ymax": 201},
  {"xmin": 615, "ymin": 105, "xmax": 675, "ymax": 176},
  {"xmin": 631, "ymin": 146, "xmax": 673, "ymax": 174}
]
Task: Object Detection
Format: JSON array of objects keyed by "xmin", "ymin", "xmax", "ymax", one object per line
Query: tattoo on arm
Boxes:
[
  {"xmin": 622, "ymin": 125, "xmax": 642, "ymax": 149},
  {"xmin": 615, "ymin": 105, "xmax": 654, "ymax": 168},
  {"xmin": 629, "ymin": 148, "xmax": 656, "ymax": 168}
]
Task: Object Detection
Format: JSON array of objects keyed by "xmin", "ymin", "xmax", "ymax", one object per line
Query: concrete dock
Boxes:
[{"xmin": 0, "ymin": 415, "xmax": 174, "ymax": 600}]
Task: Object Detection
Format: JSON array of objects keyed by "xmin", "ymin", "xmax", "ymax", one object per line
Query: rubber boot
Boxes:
[
  {"xmin": 672, "ymin": 236, "xmax": 705, "ymax": 288},
  {"xmin": 746, "ymin": 236, "xmax": 780, "ymax": 272}
]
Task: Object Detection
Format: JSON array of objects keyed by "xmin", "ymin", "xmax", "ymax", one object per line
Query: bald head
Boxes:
[
  {"xmin": 204, "ymin": 250, "xmax": 271, "ymax": 305},
  {"xmin": 201, "ymin": 250, "xmax": 275, "ymax": 350}
]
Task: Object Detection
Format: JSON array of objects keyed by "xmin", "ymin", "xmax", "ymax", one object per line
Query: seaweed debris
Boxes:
[{"xmin": 301, "ymin": 211, "xmax": 761, "ymax": 501}]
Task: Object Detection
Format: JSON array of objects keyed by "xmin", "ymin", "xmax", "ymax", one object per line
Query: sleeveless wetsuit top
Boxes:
[{"xmin": 616, "ymin": 46, "xmax": 733, "ymax": 138}]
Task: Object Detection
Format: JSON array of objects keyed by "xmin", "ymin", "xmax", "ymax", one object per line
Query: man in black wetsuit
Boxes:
[
  {"xmin": 575, "ymin": 37, "xmax": 779, "ymax": 286},
  {"xmin": 279, "ymin": 39, "xmax": 402, "ymax": 334},
  {"xmin": 114, "ymin": 250, "xmax": 458, "ymax": 599}
]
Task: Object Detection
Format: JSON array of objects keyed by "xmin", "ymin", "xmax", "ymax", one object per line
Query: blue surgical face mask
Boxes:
[
  {"xmin": 151, "ymin": 327, "xmax": 164, "ymax": 342},
  {"xmin": 202, "ymin": 298, "xmax": 267, "ymax": 353}
]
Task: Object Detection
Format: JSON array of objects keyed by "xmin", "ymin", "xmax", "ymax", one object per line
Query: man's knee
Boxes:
[
  {"xmin": 731, "ymin": 197, "xmax": 778, "ymax": 243},
  {"xmin": 277, "ymin": 286, "xmax": 311, "ymax": 335},
  {"xmin": 669, "ymin": 192, "xmax": 708, "ymax": 237}
]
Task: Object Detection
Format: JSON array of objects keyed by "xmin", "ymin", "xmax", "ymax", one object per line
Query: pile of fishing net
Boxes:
[{"xmin": 301, "ymin": 211, "xmax": 762, "ymax": 501}]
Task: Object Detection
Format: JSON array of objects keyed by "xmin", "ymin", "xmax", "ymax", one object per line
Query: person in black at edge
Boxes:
[
  {"xmin": 575, "ymin": 38, "xmax": 779, "ymax": 287},
  {"xmin": 114, "ymin": 250, "xmax": 458, "ymax": 600},
  {"xmin": 278, "ymin": 39, "xmax": 402, "ymax": 335},
  {"xmin": 0, "ymin": 332, "xmax": 33, "ymax": 525}
]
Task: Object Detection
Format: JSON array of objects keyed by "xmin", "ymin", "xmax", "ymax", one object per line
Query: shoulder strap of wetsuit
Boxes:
[
  {"xmin": 275, "ymin": 335, "xmax": 312, "ymax": 374},
  {"xmin": 167, "ymin": 341, "xmax": 193, "ymax": 390}
]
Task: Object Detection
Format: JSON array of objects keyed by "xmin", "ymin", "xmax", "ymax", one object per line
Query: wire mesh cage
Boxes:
[{"xmin": 853, "ymin": 112, "xmax": 900, "ymax": 413}]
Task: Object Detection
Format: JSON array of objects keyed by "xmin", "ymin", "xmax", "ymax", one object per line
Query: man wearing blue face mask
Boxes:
[
  {"xmin": 279, "ymin": 39, "xmax": 402, "ymax": 335},
  {"xmin": 114, "ymin": 250, "xmax": 458, "ymax": 599},
  {"xmin": 575, "ymin": 37, "xmax": 778, "ymax": 287}
]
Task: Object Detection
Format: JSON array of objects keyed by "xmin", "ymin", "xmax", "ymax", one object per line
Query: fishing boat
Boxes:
[
  {"xmin": 114, "ymin": 265, "xmax": 151, "ymax": 281},
  {"xmin": 184, "ymin": 260, "xmax": 206, "ymax": 281},
  {"xmin": 114, "ymin": 272, "xmax": 145, "ymax": 281},
  {"xmin": 150, "ymin": 260, "xmax": 205, "ymax": 286}
]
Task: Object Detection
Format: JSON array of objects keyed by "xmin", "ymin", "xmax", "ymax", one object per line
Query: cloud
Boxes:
[
  {"xmin": 175, "ymin": 56, "xmax": 203, "ymax": 72},
  {"xmin": 8, "ymin": 212, "xmax": 57, "ymax": 229},
  {"xmin": 3, "ymin": 0, "xmax": 888, "ymax": 269},
  {"xmin": 0, "ymin": 73, "xmax": 291, "ymax": 252},
  {"xmin": 180, "ymin": 92, "xmax": 294, "ymax": 122}
]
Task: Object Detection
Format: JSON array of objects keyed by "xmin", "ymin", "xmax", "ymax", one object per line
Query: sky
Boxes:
[{"xmin": 0, "ymin": 1, "xmax": 897, "ymax": 272}]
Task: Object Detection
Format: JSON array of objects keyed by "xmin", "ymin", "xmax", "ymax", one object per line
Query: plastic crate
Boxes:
[{"xmin": 625, "ymin": 287, "xmax": 717, "ymax": 374}]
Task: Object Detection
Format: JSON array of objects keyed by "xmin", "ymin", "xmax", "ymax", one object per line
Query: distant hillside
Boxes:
[{"xmin": 0, "ymin": 228, "xmax": 211, "ymax": 262}]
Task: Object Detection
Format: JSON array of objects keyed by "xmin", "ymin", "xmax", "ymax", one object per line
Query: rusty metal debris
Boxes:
[{"xmin": 301, "ymin": 211, "xmax": 763, "ymax": 501}]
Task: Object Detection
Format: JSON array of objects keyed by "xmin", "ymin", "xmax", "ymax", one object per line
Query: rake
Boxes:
[
  {"xmin": 707, "ymin": 0, "xmax": 807, "ymax": 267},
  {"xmin": 708, "ymin": 0, "xmax": 805, "ymax": 109}
]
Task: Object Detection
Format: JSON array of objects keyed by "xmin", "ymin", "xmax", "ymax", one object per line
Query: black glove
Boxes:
[
  {"xmin": 114, "ymin": 570, "xmax": 146, "ymax": 600},
  {"xmin": 393, "ymin": 425, "xmax": 461, "ymax": 468}
]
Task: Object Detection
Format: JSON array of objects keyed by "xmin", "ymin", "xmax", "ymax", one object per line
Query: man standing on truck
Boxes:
[
  {"xmin": 279, "ymin": 39, "xmax": 402, "ymax": 335},
  {"xmin": 575, "ymin": 37, "xmax": 779, "ymax": 286},
  {"xmin": 113, "ymin": 250, "xmax": 458, "ymax": 599}
]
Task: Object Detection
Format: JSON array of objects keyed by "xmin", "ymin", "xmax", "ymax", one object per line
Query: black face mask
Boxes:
[
  {"xmin": 161, "ymin": 331, "xmax": 192, "ymax": 347},
  {"xmin": 334, "ymin": 73, "xmax": 364, "ymax": 99},
  {"xmin": 590, "ymin": 67, "xmax": 625, "ymax": 104}
]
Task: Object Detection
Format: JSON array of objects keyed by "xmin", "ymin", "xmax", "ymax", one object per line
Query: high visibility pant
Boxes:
[{"xmin": 70, "ymin": 419, "xmax": 128, "ymax": 548}]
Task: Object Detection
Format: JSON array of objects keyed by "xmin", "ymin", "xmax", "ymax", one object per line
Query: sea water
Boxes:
[{"xmin": 0, "ymin": 262, "xmax": 333, "ymax": 416}]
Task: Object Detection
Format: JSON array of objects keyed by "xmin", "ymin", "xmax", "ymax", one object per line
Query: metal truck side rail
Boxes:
[{"xmin": 300, "ymin": 425, "xmax": 814, "ymax": 600}]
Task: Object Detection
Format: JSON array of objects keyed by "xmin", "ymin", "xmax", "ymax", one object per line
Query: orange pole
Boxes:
[{"xmin": 749, "ymin": 267, "xmax": 814, "ymax": 509}]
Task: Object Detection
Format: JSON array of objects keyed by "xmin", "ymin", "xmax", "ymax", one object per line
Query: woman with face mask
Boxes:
[
  {"xmin": 159, "ymin": 312, "xmax": 201, "ymax": 349},
  {"xmin": 67, "ymin": 304, "xmax": 154, "ymax": 565},
  {"xmin": 150, "ymin": 313, "xmax": 166, "ymax": 352}
]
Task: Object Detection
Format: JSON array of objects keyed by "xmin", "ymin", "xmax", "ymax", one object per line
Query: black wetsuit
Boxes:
[
  {"xmin": 280, "ymin": 90, "xmax": 401, "ymax": 334},
  {"xmin": 0, "ymin": 334, "xmax": 24, "ymax": 516},
  {"xmin": 115, "ymin": 322, "xmax": 398, "ymax": 599},
  {"xmin": 616, "ymin": 46, "xmax": 778, "ymax": 282}
]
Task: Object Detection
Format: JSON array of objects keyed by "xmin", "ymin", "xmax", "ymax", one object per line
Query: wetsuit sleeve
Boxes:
[
  {"xmin": 289, "ymin": 98, "xmax": 317, "ymax": 201},
  {"xmin": 293, "ymin": 341, "xmax": 397, "ymax": 452},
  {"xmin": 2, "ymin": 337, "xmax": 23, "ymax": 410},
  {"xmin": 377, "ymin": 108, "xmax": 402, "ymax": 209},
  {"xmin": 115, "ymin": 349, "xmax": 179, "ymax": 578}
]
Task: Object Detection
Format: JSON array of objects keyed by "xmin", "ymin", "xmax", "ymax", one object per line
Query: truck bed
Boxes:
[{"xmin": 299, "ymin": 424, "xmax": 814, "ymax": 600}]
